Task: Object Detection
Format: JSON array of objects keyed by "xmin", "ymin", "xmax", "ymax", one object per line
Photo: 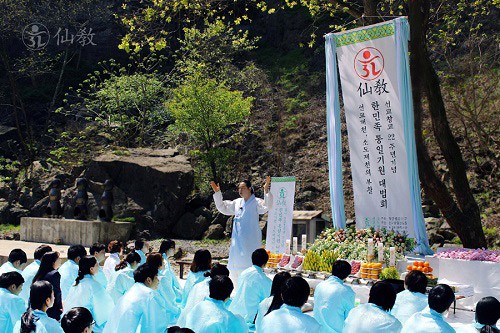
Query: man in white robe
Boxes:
[
  {"xmin": 0, "ymin": 272, "xmax": 25, "ymax": 333},
  {"xmin": 20, "ymin": 245, "xmax": 52, "ymax": 305},
  {"xmin": 0, "ymin": 249, "xmax": 27, "ymax": 275},
  {"xmin": 59, "ymin": 245, "xmax": 87, "ymax": 300},
  {"xmin": 392, "ymin": 270, "xmax": 428, "ymax": 325},
  {"xmin": 90, "ymin": 243, "xmax": 108, "ymax": 288},
  {"xmin": 211, "ymin": 177, "xmax": 272, "ymax": 283}
]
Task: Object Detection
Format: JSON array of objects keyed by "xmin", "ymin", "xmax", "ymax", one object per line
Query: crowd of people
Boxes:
[{"xmin": 0, "ymin": 241, "xmax": 498, "ymax": 333}]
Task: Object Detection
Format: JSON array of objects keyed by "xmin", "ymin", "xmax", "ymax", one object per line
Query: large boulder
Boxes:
[
  {"xmin": 173, "ymin": 212, "xmax": 211, "ymax": 239},
  {"xmin": 0, "ymin": 201, "xmax": 29, "ymax": 225},
  {"xmin": 203, "ymin": 224, "xmax": 225, "ymax": 240}
]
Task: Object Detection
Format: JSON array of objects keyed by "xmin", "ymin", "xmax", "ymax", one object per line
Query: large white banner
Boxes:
[
  {"xmin": 265, "ymin": 176, "xmax": 296, "ymax": 253},
  {"xmin": 335, "ymin": 22, "xmax": 414, "ymax": 237}
]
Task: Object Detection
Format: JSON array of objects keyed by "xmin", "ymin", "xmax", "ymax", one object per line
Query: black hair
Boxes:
[
  {"xmin": 0, "ymin": 271, "xmax": 24, "ymax": 288},
  {"xmin": 369, "ymin": 281, "xmax": 397, "ymax": 311},
  {"xmin": 74, "ymin": 256, "xmax": 98, "ymax": 286},
  {"xmin": 108, "ymin": 240, "xmax": 123, "ymax": 254},
  {"xmin": 167, "ymin": 327, "xmax": 195, "ymax": 333},
  {"xmin": 264, "ymin": 271, "xmax": 291, "ymax": 316},
  {"xmin": 331, "ymin": 260, "xmax": 352, "ymax": 280},
  {"xmin": 33, "ymin": 251, "xmax": 60, "ymax": 283},
  {"xmin": 115, "ymin": 251, "xmax": 141, "ymax": 271},
  {"xmin": 242, "ymin": 180, "xmax": 254, "ymax": 194},
  {"xmin": 209, "ymin": 275, "xmax": 233, "ymax": 301},
  {"xmin": 8, "ymin": 248, "xmax": 27, "ymax": 265},
  {"xmin": 405, "ymin": 270, "xmax": 428, "ymax": 294},
  {"xmin": 159, "ymin": 239, "xmax": 176, "ymax": 254},
  {"xmin": 190, "ymin": 249, "xmax": 212, "ymax": 273},
  {"xmin": 134, "ymin": 263, "xmax": 158, "ymax": 283},
  {"xmin": 135, "ymin": 239, "xmax": 147, "ymax": 251},
  {"xmin": 428, "ymin": 284, "xmax": 455, "ymax": 313},
  {"xmin": 476, "ymin": 296, "xmax": 500, "ymax": 327},
  {"xmin": 34, "ymin": 245, "xmax": 53, "ymax": 261},
  {"xmin": 90, "ymin": 243, "xmax": 106, "ymax": 255},
  {"xmin": 281, "ymin": 276, "xmax": 310, "ymax": 308},
  {"xmin": 146, "ymin": 252, "xmax": 163, "ymax": 270},
  {"xmin": 61, "ymin": 307, "xmax": 94, "ymax": 333},
  {"xmin": 204, "ymin": 263, "xmax": 230, "ymax": 278},
  {"xmin": 21, "ymin": 281, "xmax": 53, "ymax": 333},
  {"xmin": 68, "ymin": 245, "xmax": 87, "ymax": 261},
  {"xmin": 251, "ymin": 248, "xmax": 269, "ymax": 267}
]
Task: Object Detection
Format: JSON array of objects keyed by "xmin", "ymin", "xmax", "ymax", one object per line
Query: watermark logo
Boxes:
[{"xmin": 22, "ymin": 23, "xmax": 50, "ymax": 50}]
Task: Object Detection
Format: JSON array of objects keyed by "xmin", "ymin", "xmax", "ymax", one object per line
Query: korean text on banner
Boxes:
[{"xmin": 265, "ymin": 176, "xmax": 296, "ymax": 254}]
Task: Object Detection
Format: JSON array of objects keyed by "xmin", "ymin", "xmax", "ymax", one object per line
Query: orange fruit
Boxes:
[
  {"xmin": 423, "ymin": 262, "xmax": 430, "ymax": 267},
  {"xmin": 407, "ymin": 265, "xmax": 413, "ymax": 271}
]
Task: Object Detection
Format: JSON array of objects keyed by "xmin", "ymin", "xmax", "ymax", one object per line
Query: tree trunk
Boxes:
[{"xmin": 408, "ymin": 0, "xmax": 486, "ymax": 248}]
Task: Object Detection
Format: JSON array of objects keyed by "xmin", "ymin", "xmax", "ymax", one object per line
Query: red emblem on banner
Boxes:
[{"xmin": 354, "ymin": 47, "xmax": 384, "ymax": 81}]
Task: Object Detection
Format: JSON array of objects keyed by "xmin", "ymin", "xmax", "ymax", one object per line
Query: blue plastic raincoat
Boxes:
[
  {"xmin": 260, "ymin": 304, "xmax": 321, "ymax": 333},
  {"xmin": 213, "ymin": 192, "xmax": 272, "ymax": 273},
  {"xmin": 255, "ymin": 296, "xmax": 273, "ymax": 331},
  {"xmin": 94, "ymin": 265, "xmax": 108, "ymax": 288},
  {"xmin": 156, "ymin": 272, "xmax": 181, "ymax": 325},
  {"xmin": 177, "ymin": 276, "xmax": 211, "ymax": 327},
  {"xmin": 0, "ymin": 262, "xmax": 21, "ymax": 275},
  {"xmin": 185, "ymin": 297, "xmax": 248, "ymax": 333},
  {"xmin": 13, "ymin": 310, "xmax": 64, "ymax": 333},
  {"xmin": 0, "ymin": 287, "xmax": 25, "ymax": 333},
  {"xmin": 391, "ymin": 289, "xmax": 428, "ymax": 325},
  {"xmin": 64, "ymin": 275, "xmax": 114, "ymax": 333},
  {"xmin": 313, "ymin": 275, "xmax": 355, "ymax": 333},
  {"xmin": 103, "ymin": 253, "xmax": 121, "ymax": 281},
  {"xmin": 136, "ymin": 250, "xmax": 147, "ymax": 265},
  {"xmin": 106, "ymin": 264, "xmax": 135, "ymax": 303},
  {"xmin": 401, "ymin": 306, "xmax": 456, "ymax": 333},
  {"xmin": 102, "ymin": 282, "xmax": 168, "ymax": 333},
  {"xmin": 161, "ymin": 253, "xmax": 182, "ymax": 302},
  {"xmin": 58, "ymin": 259, "xmax": 79, "ymax": 301},
  {"xmin": 181, "ymin": 270, "xmax": 209, "ymax": 307},
  {"xmin": 20, "ymin": 260, "xmax": 41, "ymax": 305},
  {"xmin": 343, "ymin": 303, "xmax": 402, "ymax": 333},
  {"xmin": 228, "ymin": 265, "xmax": 272, "ymax": 327}
]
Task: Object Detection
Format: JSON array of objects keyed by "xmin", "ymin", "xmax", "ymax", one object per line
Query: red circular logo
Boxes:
[{"xmin": 354, "ymin": 47, "xmax": 384, "ymax": 81}]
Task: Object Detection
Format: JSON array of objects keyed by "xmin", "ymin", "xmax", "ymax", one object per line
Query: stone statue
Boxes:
[
  {"xmin": 99, "ymin": 179, "xmax": 114, "ymax": 222},
  {"xmin": 45, "ymin": 179, "xmax": 62, "ymax": 217},
  {"xmin": 73, "ymin": 177, "xmax": 89, "ymax": 220}
]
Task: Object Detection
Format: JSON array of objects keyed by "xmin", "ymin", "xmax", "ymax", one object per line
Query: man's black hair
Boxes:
[
  {"xmin": 251, "ymin": 248, "xmax": 269, "ymax": 267},
  {"xmin": 331, "ymin": 260, "xmax": 351, "ymax": 280},
  {"xmin": 8, "ymin": 249, "xmax": 27, "ymax": 265},
  {"xmin": 67, "ymin": 245, "xmax": 87, "ymax": 261},
  {"xmin": 281, "ymin": 276, "xmax": 310, "ymax": 307},
  {"xmin": 428, "ymin": 284, "xmax": 455, "ymax": 313},
  {"xmin": 209, "ymin": 275, "xmax": 233, "ymax": 301}
]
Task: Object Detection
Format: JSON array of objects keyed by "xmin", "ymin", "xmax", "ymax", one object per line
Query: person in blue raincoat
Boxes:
[
  {"xmin": 59, "ymin": 245, "xmax": 87, "ymax": 301},
  {"xmin": 228, "ymin": 249, "xmax": 272, "ymax": 329},
  {"xmin": 102, "ymin": 263, "xmax": 167, "ymax": 333},
  {"xmin": 159, "ymin": 239, "xmax": 182, "ymax": 302},
  {"xmin": 106, "ymin": 251, "xmax": 141, "ymax": 303},
  {"xmin": 254, "ymin": 271, "xmax": 291, "ymax": 331},
  {"xmin": 15, "ymin": 281, "xmax": 65, "ymax": 333},
  {"xmin": 185, "ymin": 275, "xmax": 247, "ymax": 333},
  {"xmin": 0, "ymin": 249, "xmax": 27, "ymax": 275},
  {"xmin": 61, "ymin": 307, "xmax": 95, "ymax": 333},
  {"xmin": 314, "ymin": 260, "xmax": 355, "ymax": 333},
  {"xmin": 103, "ymin": 241, "xmax": 123, "ymax": 281},
  {"xmin": 455, "ymin": 296, "xmax": 500, "ymax": 333},
  {"xmin": 211, "ymin": 177, "xmax": 272, "ymax": 283},
  {"xmin": 392, "ymin": 270, "xmax": 428, "ymax": 325},
  {"xmin": 0, "ymin": 272, "xmax": 25, "ymax": 333},
  {"xmin": 343, "ymin": 281, "xmax": 402, "ymax": 333},
  {"xmin": 90, "ymin": 243, "xmax": 108, "ymax": 288},
  {"xmin": 260, "ymin": 276, "xmax": 320, "ymax": 333},
  {"xmin": 19, "ymin": 245, "xmax": 52, "ymax": 306},
  {"xmin": 178, "ymin": 263, "xmax": 230, "ymax": 327},
  {"xmin": 181, "ymin": 249, "xmax": 212, "ymax": 307},
  {"xmin": 402, "ymin": 284, "xmax": 456, "ymax": 333},
  {"xmin": 63, "ymin": 256, "xmax": 114, "ymax": 333},
  {"xmin": 135, "ymin": 239, "xmax": 150, "ymax": 265}
]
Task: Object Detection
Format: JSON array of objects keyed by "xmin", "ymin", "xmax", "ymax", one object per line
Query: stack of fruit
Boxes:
[
  {"xmin": 266, "ymin": 252, "xmax": 282, "ymax": 268},
  {"xmin": 359, "ymin": 262, "xmax": 383, "ymax": 279},
  {"xmin": 291, "ymin": 256, "xmax": 304, "ymax": 270},
  {"xmin": 278, "ymin": 254, "xmax": 291, "ymax": 268},
  {"xmin": 406, "ymin": 261, "xmax": 436, "ymax": 279},
  {"xmin": 350, "ymin": 261, "xmax": 361, "ymax": 275},
  {"xmin": 303, "ymin": 250, "xmax": 338, "ymax": 273}
]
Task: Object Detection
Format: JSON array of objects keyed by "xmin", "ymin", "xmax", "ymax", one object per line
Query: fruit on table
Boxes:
[
  {"xmin": 407, "ymin": 261, "xmax": 434, "ymax": 276},
  {"xmin": 279, "ymin": 254, "xmax": 291, "ymax": 267},
  {"xmin": 291, "ymin": 256, "xmax": 304, "ymax": 269},
  {"xmin": 350, "ymin": 261, "xmax": 361, "ymax": 274}
]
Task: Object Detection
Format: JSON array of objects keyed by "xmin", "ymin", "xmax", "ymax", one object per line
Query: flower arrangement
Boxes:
[{"xmin": 435, "ymin": 248, "xmax": 500, "ymax": 262}]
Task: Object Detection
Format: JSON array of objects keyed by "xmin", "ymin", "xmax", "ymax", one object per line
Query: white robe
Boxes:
[
  {"xmin": 103, "ymin": 253, "xmax": 121, "ymax": 281},
  {"xmin": 0, "ymin": 262, "xmax": 21, "ymax": 275},
  {"xmin": 13, "ymin": 310, "xmax": 64, "ymax": 333},
  {"xmin": 136, "ymin": 250, "xmax": 147, "ymax": 266},
  {"xmin": 0, "ymin": 288, "xmax": 25, "ymax": 333},
  {"xmin": 343, "ymin": 303, "xmax": 402, "ymax": 333},
  {"xmin": 185, "ymin": 298, "xmax": 248, "ymax": 333},
  {"xmin": 161, "ymin": 253, "xmax": 182, "ymax": 303},
  {"xmin": 391, "ymin": 290, "xmax": 428, "ymax": 325},
  {"xmin": 20, "ymin": 260, "xmax": 41, "ymax": 305},
  {"xmin": 213, "ymin": 192, "xmax": 272, "ymax": 273},
  {"xmin": 313, "ymin": 276, "xmax": 355, "ymax": 333},
  {"xmin": 64, "ymin": 275, "xmax": 114, "ymax": 333},
  {"xmin": 260, "ymin": 304, "xmax": 321, "ymax": 333},
  {"xmin": 255, "ymin": 296, "xmax": 273, "ymax": 331},
  {"xmin": 58, "ymin": 259, "xmax": 79, "ymax": 301},
  {"xmin": 228, "ymin": 265, "xmax": 272, "ymax": 327},
  {"xmin": 181, "ymin": 270, "xmax": 209, "ymax": 308},
  {"xmin": 94, "ymin": 265, "xmax": 108, "ymax": 288},
  {"xmin": 401, "ymin": 306, "xmax": 456, "ymax": 333},
  {"xmin": 106, "ymin": 264, "xmax": 135, "ymax": 303},
  {"xmin": 177, "ymin": 277, "xmax": 211, "ymax": 327},
  {"xmin": 103, "ymin": 283, "xmax": 168, "ymax": 333}
]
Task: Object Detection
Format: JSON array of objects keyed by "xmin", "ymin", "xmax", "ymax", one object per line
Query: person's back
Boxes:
[
  {"xmin": 401, "ymin": 284, "xmax": 456, "ymax": 333},
  {"xmin": 229, "ymin": 249, "xmax": 272, "ymax": 325},
  {"xmin": 59, "ymin": 245, "xmax": 86, "ymax": 301},
  {"xmin": 343, "ymin": 281, "xmax": 402, "ymax": 333},
  {"xmin": 0, "ymin": 272, "xmax": 25, "ymax": 333},
  {"xmin": 103, "ymin": 264, "xmax": 167, "ymax": 333},
  {"xmin": 392, "ymin": 270, "xmax": 428, "ymax": 325},
  {"xmin": 185, "ymin": 275, "xmax": 247, "ymax": 333},
  {"xmin": 314, "ymin": 260, "xmax": 355, "ymax": 333},
  {"xmin": 0, "ymin": 249, "xmax": 27, "ymax": 275},
  {"xmin": 107, "ymin": 265, "xmax": 135, "ymax": 302},
  {"xmin": 181, "ymin": 249, "xmax": 212, "ymax": 307},
  {"xmin": 260, "ymin": 276, "xmax": 320, "ymax": 333}
]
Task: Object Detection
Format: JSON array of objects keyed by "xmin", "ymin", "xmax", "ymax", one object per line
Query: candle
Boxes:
[
  {"xmin": 389, "ymin": 247, "xmax": 396, "ymax": 267},
  {"xmin": 378, "ymin": 242, "xmax": 384, "ymax": 262},
  {"xmin": 285, "ymin": 239, "xmax": 291, "ymax": 254},
  {"xmin": 301, "ymin": 234, "xmax": 307, "ymax": 251},
  {"xmin": 293, "ymin": 237, "xmax": 298, "ymax": 254},
  {"xmin": 367, "ymin": 239, "xmax": 374, "ymax": 260}
]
